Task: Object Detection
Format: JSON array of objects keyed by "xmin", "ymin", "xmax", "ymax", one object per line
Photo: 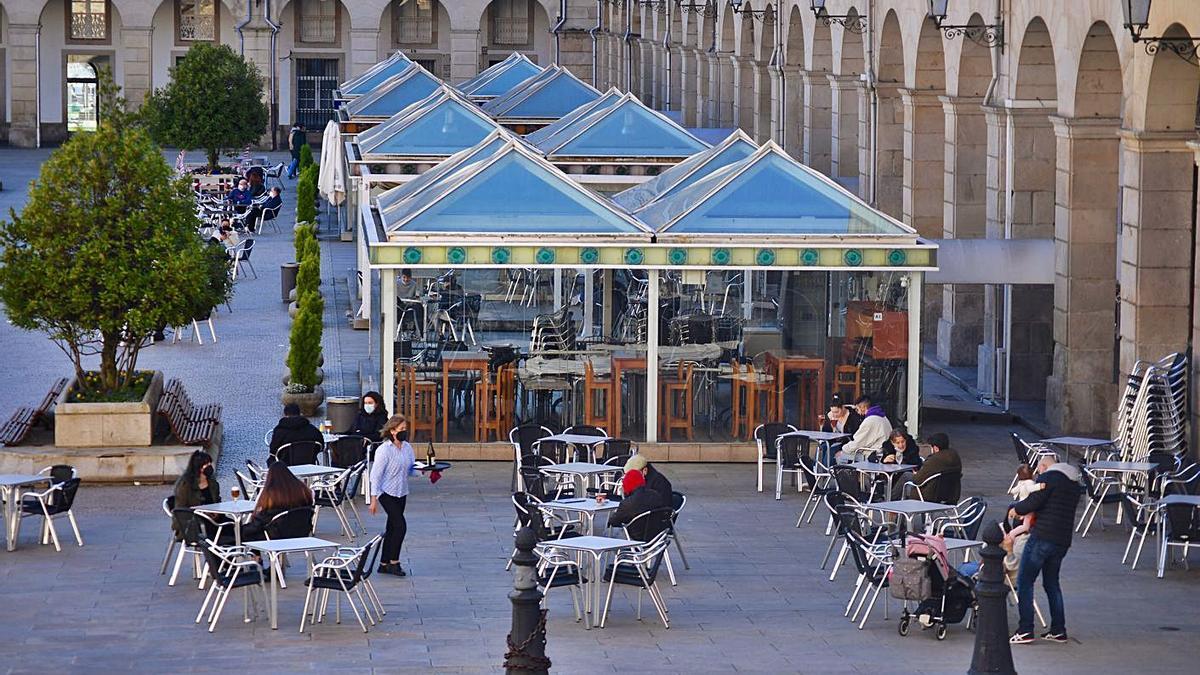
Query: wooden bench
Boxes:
[
  {"xmin": 157, "ymin": 379, "xmax": 222, "ymax": 447},
  {"xmin": 0, "ymin": 378, "xmax": 68, "ymax": 447}
]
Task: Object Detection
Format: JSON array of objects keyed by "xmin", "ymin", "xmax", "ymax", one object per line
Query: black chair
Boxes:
[
  {"xmin": 232, "ymin": 238, "xmax": 257, "ymax": 279},
  {"xmin": 597, "ymin": 438, "xmax": 633, "ymax": 463},
  {"xmin": 1160, "ymin": 502, "xmax": 1200, "ymax": 576},
  {"xmin": 844, "ymin": 530, "xmax": 892, "ymax": 629},
  {"xmin": 518, "ymin": 456, "xmax": 557, "ymax": 501},
  {"xmin": 19, "ymin": 477, "xmax": 83, "ymax": 552},
  {"xmin": 1077, "ymin": 467, "xmax": 1122, "ymax": 537},
  {"xmin": 755, "ymin": 422, "xmax": 798, "ymax": 493},
  {"xmin": 264, "ymin": 505, "xmax": 317, "ymax": 540},
  {"xmin": 534, "ymin": 438, "xmax": 571, "ymax": 465},
  {"xmin": 668, "ymin": 491, "xmax": 689, "ymax": 571},
  {"xmin": 599, "ymin": 530, "xmax": 672, "ymax": 628},
  {"xmin": 301, "ymin": 535, "xmax": 381, "ymax": 633},
  {"xmin": 169, "ymin": 508, "xmax": 230, "ymax": 586},
  {"xmin": 330, "ymin": 435, "xmax": 369, "ymax": 468},
  {"xmin": 195, "ymin": 537, "xmax": 269, "ymax": 632},
  {"xmin": 274, "ymin": 440, "xmax": 323, "ymax": 466},
  {"xmin": 510, "ymin": 423, "xmax": 553, "ymax": 491}
]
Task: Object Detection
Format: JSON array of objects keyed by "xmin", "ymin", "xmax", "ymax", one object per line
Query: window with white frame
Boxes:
[
  {"xmin": 178, "ymin": 0, "xmax": 217, "ymax": 42},
  {"xmin": 70, "ymin": 0, "xmax": 108, "ymax": 41},
  {"xmin": 394, "ymin": 0, "xmax": 435, "ymax": 45},
  {"xmin": 491, "ymin": 0, "xmax": 531, "ymax": 46},
  {"xmin": 298, "ymin": 0, "xmax": 338, "ymax": 44}
]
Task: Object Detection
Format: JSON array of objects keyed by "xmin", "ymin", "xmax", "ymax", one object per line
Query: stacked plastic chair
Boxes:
[{"xmin": 1114, "ymin": 353, "xmax": 1188, "ymax": 461}]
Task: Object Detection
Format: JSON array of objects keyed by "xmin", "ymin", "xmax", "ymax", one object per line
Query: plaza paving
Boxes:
[{"xmin": 1, "ymin": 148, "xmax": 1198, "ymax": 673}]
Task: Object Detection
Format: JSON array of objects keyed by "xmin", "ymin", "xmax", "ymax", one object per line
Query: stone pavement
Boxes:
[{"xmin": 1, "ymin": 148, "xmax": 1199, "ymax": 673}]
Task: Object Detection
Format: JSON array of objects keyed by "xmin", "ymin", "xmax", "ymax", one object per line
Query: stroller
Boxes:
[{"xmin": 889, "ymin": 533, "xmax": 978, "ymax": 640}]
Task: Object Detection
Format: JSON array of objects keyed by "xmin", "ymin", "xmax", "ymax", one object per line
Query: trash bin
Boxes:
[
  {"xmin": 280, "ymin": 262, "xmax": 300, "ymax": 302},
  {"xmin": 326, "ymin": 396, "xmax": 360, "ymax": 434}
]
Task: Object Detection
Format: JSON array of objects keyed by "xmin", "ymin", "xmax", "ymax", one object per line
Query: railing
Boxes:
[
  {"xmin": 179, "ymin": 14, "xmax": 215, "ymax": 42},
  {"xmin": 300, "ymin": 16, "xmax": 337, "ymax": 44},
  {"xmin": 493, "ymin": 17, "xmax": 529, "ymax": 45},
  {"xmin": 70, "ymin": 12, "xmax": 106, "ymax": 40},
  {"xmin": 396, "ymin": 17, "xmax": 434, "ymax": 44}
]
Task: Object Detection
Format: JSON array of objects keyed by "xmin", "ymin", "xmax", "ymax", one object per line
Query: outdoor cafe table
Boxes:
[
  {"xmin": 1041, "ymin": 436, "xmax": 1117, "ymax": 463},
  {"xmin": 194, "ymin": 499, "xmax": 257, "ymax": 545},
  {"xmin": 540, "ymin": 497, "xmax": 620, "ymax": 535},
  {"xmin": 540, "ymin": 462, "xmax": 621, "ymax": 498},
  {"xmin": 864, "ymin": 499, "xmax": 957, "ymax": 533},
  {"xmin": 244, "ymin": 536, "xmax": 339, "ymax": 629},
  {"xmin": 1155, "ymin": 494, "xmax": 1200, "ymax": 578},
  {"xmin": 540, "ymin": 433, "xmax": 611, "ymax": 463},
  {"xmin": 535, "ymin": 535, "xmax": 640, "ymax": 629},
  {"xmin": 780, "ymin": 430, "xmax": 850, "ymax": 467},
  {"xmin": 847, "ymin": 462, "xmax": 917, "ymax": 501},
  {"xmin": 0, "ymin": 474, "xmax": 49, "ymax": 552},
  {"xmin": 288, "ymin": 464, "xmax": 342, "ymax": 481}
]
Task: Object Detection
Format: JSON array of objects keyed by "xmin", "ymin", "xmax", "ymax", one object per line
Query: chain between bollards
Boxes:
[
  {"xmin": 504, "ymin": 527, "xmax": 550, "ymax": 674},
  {"xmin": 969, "ymin": 521, "xmax": 1017, "ymax": 674}
]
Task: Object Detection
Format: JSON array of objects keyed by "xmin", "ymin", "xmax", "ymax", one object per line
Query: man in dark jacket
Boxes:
[
  {"xmin": 286, "ymin": 123, "xmax": 307, "ymax": 179},
  {"xmin": 624, "ymin": 454, "xmax": 673, "ymax": 509},
  {"xmin": 268, "ymin": 403, "xmax": 324, "ymax": 461},
  {"xmin": 1008, "ymin": 455, "xmax": 1083, "ymax": 645},
  {"xmin": 909, "ymin": 432, "xmax": 961, "ymax": 504},
  {"xmin": 608, "ymin": 470, "xmax": 669, "ymax": 541}
]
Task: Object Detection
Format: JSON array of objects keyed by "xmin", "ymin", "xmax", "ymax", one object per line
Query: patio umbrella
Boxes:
[{"xmin": 317, "ymin": 120, "xmax": 345, "ymax": 207}]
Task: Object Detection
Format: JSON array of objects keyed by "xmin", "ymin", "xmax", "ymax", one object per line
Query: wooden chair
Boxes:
[
  {"xmin": 660, "ymin": 361, "xmax": 695, "ymax": 441},
  {"xmin": 399, "ymin": 364, "xmax": 438, "ymax": 442},
  {"xmin": 582, "ymin": 359, "xmax": 615, "ymax": 433},
  {"xmin": 475, "ymin": 364, "xmax": 515, "ymax": 443},
  {"xmin": 732, "ymin": 359, "xmax": 775, "ymax": 440},
  {"xmin": 834, "ymin": 365, "xmax": 862, "ymax": 401}
]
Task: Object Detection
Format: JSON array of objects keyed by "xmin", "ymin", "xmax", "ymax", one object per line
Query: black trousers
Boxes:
[{"xmin": 378, "ymin": 493, "xmax": 408, "ymax": 562}]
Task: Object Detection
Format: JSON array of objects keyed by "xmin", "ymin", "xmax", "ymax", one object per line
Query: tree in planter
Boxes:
[
  {"xmin": 296, "ymin": 165, "xmax": 319, "ymax": 224},
  {"xmin": 142, "ymin": 43, "xmax": 268, "ymax": 172},
  {"xmin": 0, "ymin": 120, "xmax": 226, "ymax": 398},
  {"xmin": 294, "ymin": 224, "xmax": 318, "ymax": 263},
  {"xmin": 286, "ymin": 291, "xmax": 325, "ymax": 392},
  {"xmin": 299, "ymin": 144, "xmax": 315, "ymax": 172},
  {"xmin": 294, "ymin": 251, "xmax": 321, "ymax": 300}
]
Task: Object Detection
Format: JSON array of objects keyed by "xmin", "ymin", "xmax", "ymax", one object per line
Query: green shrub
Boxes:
[
  {"xmin": 296, "ymin": 165, "xmax": 318, "ymax": 224},
  {"xmin": 287, "ymin": 291, "xmax": 324, "ymax": 391},
  {"xmin": 294, "ymin": 224, "xmax": 316, "ymax": 263},
  {"xmin": 299, "ymin": 144, "xmax": 314, "ymax": 171},
  {"xmin": 294, "ymin": 252, "xmax": 320, "ymax": 301}
]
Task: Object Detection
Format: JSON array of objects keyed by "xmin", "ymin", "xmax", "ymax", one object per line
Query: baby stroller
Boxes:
[{"xmin": 890, "ymin": 533, "xmax": 977, "ymax": 640}]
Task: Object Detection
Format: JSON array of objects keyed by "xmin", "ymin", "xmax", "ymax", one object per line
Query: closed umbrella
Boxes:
[{"xmin": 317, "ymin": 120, "xmax": 345, "ymax": 206}]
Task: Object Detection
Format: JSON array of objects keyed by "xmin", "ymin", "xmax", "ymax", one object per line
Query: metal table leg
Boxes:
[{"xmin": 269, "ymin": 551, "xmax": 281, "ymax": 629}]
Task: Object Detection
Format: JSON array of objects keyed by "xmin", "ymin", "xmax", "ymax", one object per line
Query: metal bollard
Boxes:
[
  {"xmin": 969, "ymin": 521, "xmax": 1017, "ymax": 674},
  {"xmin": 504, "ymin": 527, "xmax": 550, "ymax": 675}
]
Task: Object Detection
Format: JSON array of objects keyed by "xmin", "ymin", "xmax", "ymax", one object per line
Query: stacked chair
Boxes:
[{"xmin": 1114, "ymin": 352, "xmax": 1188, "ymax": 461}]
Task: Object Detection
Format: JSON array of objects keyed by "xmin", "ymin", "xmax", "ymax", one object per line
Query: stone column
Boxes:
[
  {"xmin": 348, "ymin": 29, "xmax": 382, "ymax": 80},
  {"xmin": 6, "ymin": 23, "xmax": 39, "ymax": 147},
  {"xmin": 668, "ymin": 45, "xmax": 683, "ymax": 112},
  {"xmin": 732, "ymin": 57, "xmax": 755, "ymax": 133},
  {"xmin": 752, "ymin": 60, "xmax": 772, "ymax": 142},
  {"xmin": 1118, "ymin": 129, "xmax": 1196, "ymax": 376},
  {"xmin": 901, "ymin": 89, "xmax": 945, "ymax": 238},
  {"xmin": 937, "ymin": 96, "xmax": 987, "ymax": 367},
  {"xmin": 769, "ymin": 65, "xmax": 783, "ymax": 144},
  {"xmin": 450, "ymin": 30, "xmax": 482, "ymax": 83},
  {"xmin": 828, "ymin": 74, "xmax": 860, "ymax": 182},
  {"xmin": 640, "ymin": 40, "xmax": 656, "ymax": 103},
  {"xmin": 874, "ymin": 85, "xmax": 904, "ymax": 218},
  {"xmin": 648, "ymin": 41, "xmax": 664, "ymax": 107},
  {"xmin": 977, "ymin": 105, "xmax": 1008, "ymax": 393},
  {"xmin": 681, "ymin": 47, "xmax": 699, "ymax": 126},
  {"xmin": 801, "ymin": 70, "xmax": 832, "ymax": 175},
  {"xmin": 120, "ymin": 26, "xmax": 155, "ymax": 108},
  {"xmin": 718, "ymin": 54, "xmax": 736, "ymax": 128},
  {"xmin": 783, "ymin": 65, "xmax": 803, "ymax": 155},
  {"xmin": 856, "ymin": 80, "xmax": 873, "ymax": 201},
  {"xmin": 1046, "ymin": 116, "xmax": 1120, "ymax": 434}
]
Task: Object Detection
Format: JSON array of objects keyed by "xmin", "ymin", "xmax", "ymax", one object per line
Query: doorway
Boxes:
[{"xmin": 66, "ymin": 55, "xmax": 107, "ymax": 133}]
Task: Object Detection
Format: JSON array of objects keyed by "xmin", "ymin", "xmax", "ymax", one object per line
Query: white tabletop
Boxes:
[
  {"xmin": 245, "ymin": 536, "xmax": 339, "ymax": 554},
  {"xmin": 941, "ymin": 537, "xmax": 985, "ymax": 551},
  {"xmin": 536, "ymin": 535, "xmax": 640, "ymax": 554},
  {"xmin": 541, "ymin": 498, "xmax": 620, "ymax": 513},
  {"xmin": 848, "ymin": 462, "xmax": 916, "ymax": 474},
  {"xmin": 540, "ymin": 462, "xmax": 619, "ymax": 476},
  {"xmin": 866, "ymin": 499, "xmax": 957, "ymax": 516},
  {"xmin": 541, "ymin": 434, "xmax": 611, "ymax": 446},
  {"xmin": 1041, "ymin": 436, "xmax": 1115, "ymax": 447},
  {"xmin": 1088, "ymin": 460, "xmax": 1156, "ymax": 473},
  {"xmin": 288, "ymin": 464, "xmax": 342, "ymax": 478},
  {"xmin": 194, "ymin": 499, "xmax": 257, "ymax": 516},
  {"xmin": 780, "ymin": 430, "xmax": 851, "ymax": 442},
  {"xmin": 0, "ymin": 474, "xmax": 48, "ymax": 487},
  {"xmin": 1155, "ymin": 495, "xmax": 1200, "ymax": 507}
]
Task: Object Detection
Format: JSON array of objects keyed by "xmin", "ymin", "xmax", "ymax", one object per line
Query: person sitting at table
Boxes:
[
  {"xmin": 172, "ymin": 450, "xmax": 222, "ymax": 540},
  {"xmin": 908, "ymin": 432, "xmax": 962, "ymax": 503},
  {"xmin": 875, "ymin": 428, "xmax": 921, "ymax": 466},
  {"xmin": 268, "ymin": 403, "xmax": 325, "ymax": 462},
  {"xmin": 817, "ymin": 401, "xmax": 863, "ymax": 466},
  {"xmin": 225, "ymin": 179, "xmax": 252, "ymax": 213},
  {"xmin": 245, "ymin": 166, "xmax": 267, "ymax": 197},
  {"xmin": 241, "ymin": 186, "xmax": 282, "ymax": 231},
  {"xmin": 213, "ymin": 224, "xmax": 240, "ymax": 252},
  {"xmin": 349, "ymin": 391, "xmax": 389, "ymax": 443},
  {"xmin": 834, "ymin": 395, "xmax": 891, "ymax": 463},
  {"xmin": 398, "ymin": 268, "xmax": 422, "ymax": 301},
  {"xmin": 608, "ymin": 470, "xmax": 669, "ymax": 541},
  {"xmin": 241, "ymin": 463, "xmax": 314, "ymax": 542},
  {"xmin": 624, "ymin": 454, "xmax": 673, "ymax": 509}
]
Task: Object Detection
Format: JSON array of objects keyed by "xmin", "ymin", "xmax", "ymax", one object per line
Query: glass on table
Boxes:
[{"xmin": 231, "ymin": 485, "xmax": 241, "ymax": 501}]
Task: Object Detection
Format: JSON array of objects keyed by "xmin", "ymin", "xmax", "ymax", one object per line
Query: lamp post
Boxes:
[
  {"xmin": 677, "ymin": 1, "xmax": 716, "ymax": 18},
  {"xmin": 809, "ymin": 0, "xmax": 867, "ymax": 35},
  {"xmin": 1122, "ymin": 0, "xmax": 1200, "ymax": 64},
  {"xmin": 926, "ymin": 0, "xmax": 1004, "ymax": 50}
]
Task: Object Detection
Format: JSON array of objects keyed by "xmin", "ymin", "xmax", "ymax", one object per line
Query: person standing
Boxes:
[
  {"xmin": 1008, "ymin": 453, "xmax": 1082, "ymax": 645},
  {"xmin": 286, "ymin": 123, "xmax": 307, "ymax": 179},
  {"xmin": 370, "ymin": 415, "xmax": 417, "ymax": 576}
]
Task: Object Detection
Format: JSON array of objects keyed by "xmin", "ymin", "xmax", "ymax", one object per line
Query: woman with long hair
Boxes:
[
  {"xmin": 349, "ymin": 390, "xmax": 388, "ymax": 442},
  {"xmin": 242, "ymin": 463, "xmax": 313, "ymax": 541},
  {"xmin": 174, "ymin": 450, "xmax": 219, "ymax": 510},
  {"xmin": 370, "ymin": 415, "xmax": 417, "ymax": 576}
]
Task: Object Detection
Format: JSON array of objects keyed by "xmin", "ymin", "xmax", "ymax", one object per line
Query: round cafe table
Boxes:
[{"xmin": 414, "ymin": 461, "xmax": 452, "ymax": 472}]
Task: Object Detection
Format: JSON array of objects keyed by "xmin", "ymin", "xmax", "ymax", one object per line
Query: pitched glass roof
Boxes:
[
  {"xmin": 481, "ymin": 65, "xmax": 602, "ymax": 120},
  {"xmin": 375, "ymin": 132, "xmax": 511, "ymax": 212},
  {"xmin": 356, "ymin": 87, "xmax": 503, "ymax": 157},
  {"xmin": 344, "ymin": 65, "xmax": 442, "ymax": 119},
  {"xmin": 636, "ymin": 143, "xmax": 915, "ymax": 237},
  {"xmin": 527, "ymin": 92, "xmax": 709, "ymax": 158},
  {"xmin": 378, "ymin": 139, "xmax": 648, "ymax": 235},
  {"xmin": 523, "ymin": 89, "xmax": 623, "ymax": 147},
  {"xmin": 339, "ymin": 52, "xmax": 413, "ymax": 97},
  {"xmin": 456, "ymin": 52, "xmax": 543, "ymax": 99},
  {"xmin": 613, "ymin": 129, "xmax": 758, "ymax": 211}
]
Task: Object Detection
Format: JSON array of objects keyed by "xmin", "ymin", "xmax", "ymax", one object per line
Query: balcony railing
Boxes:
[
  {"xmin": 71, "ymin": 12, "xmax": 107, "ymax": 40},
  {"xmin": 493, "ymin": 17, "xmax": 529, "ymax": 45},
  {"xmin": 300, "ymin": 16, "xmax": 337, "ymax": 44},
  {"xmin": 179, "ymin": 14, "xmax": 215, "ymax": 41}
]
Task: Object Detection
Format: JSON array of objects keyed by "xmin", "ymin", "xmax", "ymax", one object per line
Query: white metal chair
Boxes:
[
  {"xmin": 173, "ymin": 312, "xmax": 218, "ymax": 345},
  {"xmin": 599, "ymin": 530, "xmax": 672, "ymax": 629},
  {"xmin": 195, "ymin": 538, "xmax": 269, "ymax": 632},
  {"xmin": 230, "ymin": 239, "xmax": 257, "ymax": 280},
  {"xmin": 533, "ymin": 543, "xmax": 588, "ymax": 622},
  {"xmin": 18, "ymin": 477, "xmax": 83, "ymax": 552},
  {"xmin": 754, "ymin": 422, "xmax": 797, "ymax": 493}
]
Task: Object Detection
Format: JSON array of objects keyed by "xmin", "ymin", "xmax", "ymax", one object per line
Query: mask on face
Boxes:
[
  {"xmin": 364, "ymin": 403, "xmax": 376, "ymax": 414},
  {"xmin": 202, "ymin": 465, "xmax": 214, "ymax": 479},
  {"xmin": 395, "ymin": 430, "xmax": 409, "ymax": 444}
]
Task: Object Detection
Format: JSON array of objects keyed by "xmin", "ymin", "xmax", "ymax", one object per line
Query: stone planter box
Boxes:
[{"xmin": 54, "ymin": 371, "xmax": 164, "ymax": 448}]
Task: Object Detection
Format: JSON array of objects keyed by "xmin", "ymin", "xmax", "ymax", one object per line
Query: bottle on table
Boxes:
[{"xmin": 426, "ymin": 442, "xmax": 436, "ymax": 468}]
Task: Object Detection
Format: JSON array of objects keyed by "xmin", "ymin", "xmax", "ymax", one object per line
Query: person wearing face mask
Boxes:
[
  {"xmin": 349, "ymin": 391, "xmax": 388, "ymax": 443},
  {"xmin": 172, "ymin": 451, "xmax": 221, "ymax": 539},
  {"xmin": 370, "ymin": 415, "xmax": 418, "ymax": 576}
]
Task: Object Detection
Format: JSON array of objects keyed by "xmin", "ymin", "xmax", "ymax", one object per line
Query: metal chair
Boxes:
[
  {"xmin": 18, "ymin": 477, "xmax": 83, "ymax": 552},
  {"xmin": 273, "ymin": 440, "xmax": 323, "ymax": 466},
  {"xmin": 599, "ymin": 530, "xmax": 672, "ymax": 629},
  {"xmin": 754, "ymin": 422, "xmax": 798, "ymax": 493},
  {"xmin": 195, "ymin": 538, "xmax": 269, "ymax": 633},
  {"xmin": 230, "ymin": 238, "xmax": 257, "ymax": 280},
  {"xmin": 300, "ymin": 536, "xmax": 381, "ymax": 633}
]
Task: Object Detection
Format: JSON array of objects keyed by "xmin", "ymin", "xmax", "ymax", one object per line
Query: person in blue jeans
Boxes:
[
  {"xmin": 286, "ymin": 123, "xmax": 307, "ymax": 179},
  {"xmin": 1007, "ymin": 455, "xmax": 1082, "ymax": 644}
]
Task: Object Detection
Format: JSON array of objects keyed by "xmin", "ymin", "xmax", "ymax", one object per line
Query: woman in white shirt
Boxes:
[{"xmin": 369, "ymin": 415, "xmax": 417, "ymax": 576}]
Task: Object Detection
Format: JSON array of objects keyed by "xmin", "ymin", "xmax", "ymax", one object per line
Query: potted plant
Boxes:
[
  {"xmin": 0, "ymin": 74, "xmax": 232, "ymax": 447},
  {"xmin": 283, "ymin": 289, "xmax": 325, "ymax": 415}
]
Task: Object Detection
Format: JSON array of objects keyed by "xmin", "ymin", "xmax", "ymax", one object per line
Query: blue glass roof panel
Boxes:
[
  {"xmin": 359, "ymin": 99, "xmax": 499, "ymax": 156},
  {"xmin": 613, "ymin": 133, "xmax": 757, "ymax": 211},
  {"xmin": 549, "ymin": 101, "xmax": 708, "ymax": 157},
  {"xmin": 461, "ymin": 57, "xmax": 543, "ymax": 97},
  {"xmin": 375, "ymin": 135, "xmax": 510, "ymax": 212},
  {"xmin": 341, "ymin": 53, "xmax": 413, "ymax": 96},
  {"xmin": 504, "ymin": 76, "xmax": 602, "ymax": 119},
  {"xmin": 344, "ymin": 68, "xmax": 442, "ymax": 118}
]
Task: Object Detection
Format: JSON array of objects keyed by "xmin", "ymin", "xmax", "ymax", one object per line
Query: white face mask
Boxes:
[{"xmin": 363, "ymin": 403, "xmax": 376, "ymax": 414}]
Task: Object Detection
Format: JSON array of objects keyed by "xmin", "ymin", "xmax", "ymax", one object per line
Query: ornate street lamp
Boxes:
[
  {"xmin": 927, "ymin": 0, "xmax": 1004, "ymax": 49},
  {"xmin": 728, "ymin": 0, "xmax": 770, "ymax": 22},
  {"xmin": 1122, "ymin": 0, "xmax": 1199, "ymax": 64},
  {"xmin": 677, "ymin": 1, "xmax": 716, "ymax": 18},
  {"xmin": 809, "ymin": 1, "xmax": 867, "ymax": 35}
]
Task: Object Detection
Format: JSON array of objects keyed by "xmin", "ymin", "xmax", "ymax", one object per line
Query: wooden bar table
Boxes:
[
  {"xmin": 442, "ymin": 351, "xmax": 490, "ymax": 442},
  {"xmin": 610, "ymin": 355, "xmax": 646, "ymax": 439},
  {"xmin": 766, "ymin": 353, "xmax": 825, "ymax": 426}
]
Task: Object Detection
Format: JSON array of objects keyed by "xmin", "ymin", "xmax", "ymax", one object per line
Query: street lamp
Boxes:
[
  {"xmin": 677, "ymin": 1, "xmax": 716, "ymax": 18},
  {"xmin": 1122, "ymin": 0, "xmax": 1199, "ymax": 64},
  {"xmin": 809, "ymin": 1, "xmax": 867, "ymax": 35},
  {"xmin": 926, "ymin": 0, "xmax": 1003, "ymax": 49}
]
